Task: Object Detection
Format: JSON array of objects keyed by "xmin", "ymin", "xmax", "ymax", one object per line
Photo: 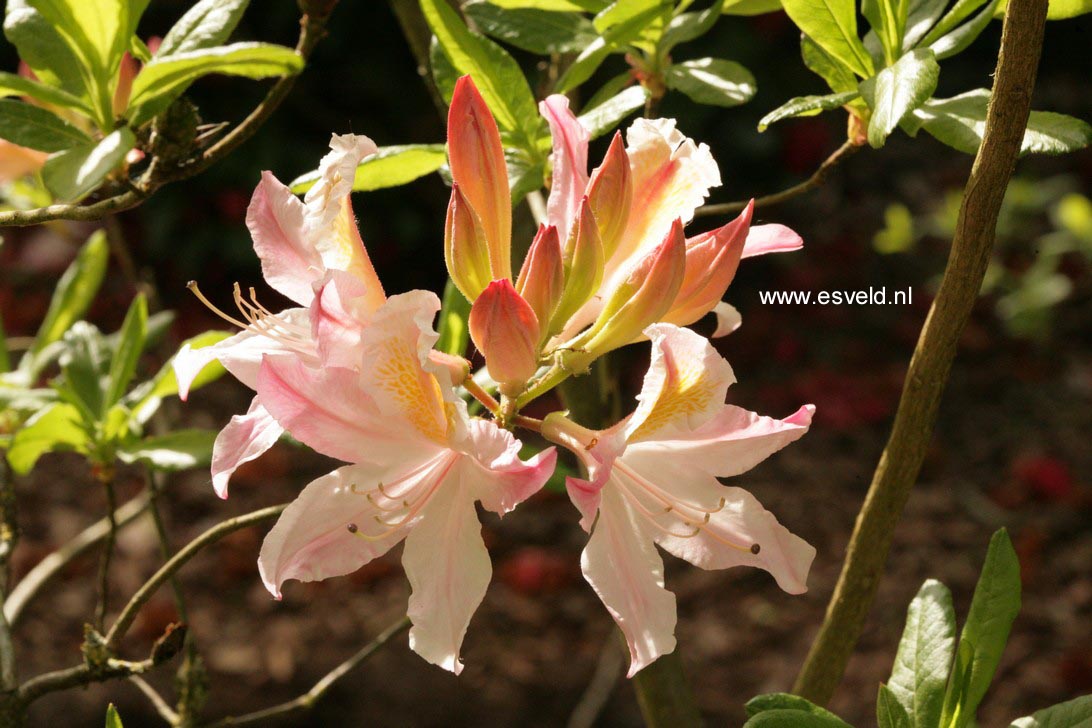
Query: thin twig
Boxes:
[
  {"xmin": 129, "ymin": 675, "xmax": 179, "ymax": 725},
  {"xmin": 4, "ymin": 493, "xmax": 151, "ymax": 627},
  {"xmin": 203, "ymin": 616, "xmax": 411, "ymax": 727},
  {"xmin": 792, "ymin": 0, "xmax": 1049, "ymax": 705},
  {"xmin": 105, "ymin": 505, "xmax": 287, "ymax": 652},
  {"xmin": 17, "ymin": 657, "xmax": 154, "ymax": 705},
  {"xmin": 567, "ymin": 633, "xmax": 625, "ymax": 728},
  {"xmin": 695, "ymin": 139, "xmax": 863, "ymax": 218},
  {"xmin": 463, "ymin": 376, "xmax": 500, "ymax": 414},
  {"xmin": 388, "ymin": 0, "xmax": 448, "ymax": 117},
  {"xmin": 95, "ymin": 474, "xmax": 120, "ymax": 631},
  {"xmin": 0, "ymin": 453, "xmax": 18, "ymax": 690}
]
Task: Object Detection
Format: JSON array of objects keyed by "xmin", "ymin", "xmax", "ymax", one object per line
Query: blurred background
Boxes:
[{"xmin": 1, "ymin": 1, "xmax": 1090, "ymax": 725}]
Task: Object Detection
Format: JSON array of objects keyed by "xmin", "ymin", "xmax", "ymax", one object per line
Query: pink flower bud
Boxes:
[
  {"xmin": 448, "ymin": 76, "xmax": 511, "ymax": 281},
  {"xmin": 516, "ymin": 225, "xmax": 564, "ymax": 340},
  {"xmin": 549, "ymin": 197, "xmax": 604, "ymax": 335},
  {"xmin": 444, "ymin": 184, "xmax": 493, "ymax": 302},
  {"xmin": 586, "ymin": 132, "xmax": 632, "ymax": 261},
  {"xmin": 662, "ymin": 200, "xmax": 753, "ymax": 328},
  {"xmin": 469, "ymin": 280, "xmax": 541, "ymax": 391}
]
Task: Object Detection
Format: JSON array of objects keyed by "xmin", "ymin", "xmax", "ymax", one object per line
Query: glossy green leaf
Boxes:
[
  {"xmin": 6, "ymin": 402, "xmax": 89, "ymax": 474},
  {"xmin": 127, "ymin": 330, "xmax": 231, "ymax": 425},
  {"xmin": 105, "ymin": 703, "xmax": 123, "ymax": 728},
  {"xmin": 158, "ymin": 0, "xmax": 250, "ymax": 56},
  {"xmin": 104, "ymin": 294, "xmax": 147, "ymax": 409},
  {"xmin": 862, "ymin": 0, "xmax": 907, "ymax": 64},
  {"xmin": 576, "ymin": 85, "xmax": 648, "ymax": 138},
  {"xmin": 887, "ymin": 579, "xmax": 955, "ymax": 728},
  {"xmin": 506, "ymin": 151, "xmax": 545, "ymax": 206},
  {"xmin": 900, "ymin": 0, "xmax": 950, "ymax": 48},
  {"xmin": 743, "ymin": 709, "xmax": 853, "ymax": 727},
  {"xmin": 801, "ymin": 36, "xmax": 858, "ymax": 94},
  {"xmin": 861, "ymin": 47, "xmax": 939, "ymax": 148},
  {"xmin": 464, "ymin": 1, "xmax": 597, "ymax": 54},
  {"xmin": 0, "ymin": 71, "xmax": 91, "ymax": 114},
  {"xmin": 28, "ymin": 230, "xmax": 108, "ymax": 357},
  {"xmin": 926, "ymin": 0, "xmax": 999, "ymax": 59},
  {"xmin": 41, "ymin": 127, "xmax": 136, "ymax": 201},
  {"xmin": 3, "ymin": 0, "xmax": 89, "ymax": 101},
  {"xmin": 127, "ymin": 43, "xmax": 303, "ymax": 126},
  {"xmin": 918, "ymin": 0, "xmax": 989, "ymax": 47},
  {"xmin": 117, "ymin": 429, "xmax": 217, "ymax": 471},
  {"xmin": 745, "ymin": 693, "xmax": 850, "ymax": 722},
  {"xmin": 939, "ymin": 528, "xmax": 1022, "ymax": 728},
  {"xmin": 878, "ymin": 684, "xmax": 913, "ymax": 728},
  {"xmin": 722, "ymin": 0, "xmax": 783, "ymax": 14},
  {"xmin": 556, "ymin": 3, "xmax": 667, "ymax": 93},
  {"xmin": 663, "ymin": 57, "xmax": 756, "ymax": 107},
  {"xmin": 1044, "ymin": 0, "xmax": 1092, "ymax": 17},
  {"xmin": 583, "ymin": 71, "xmax": 635, "ymax": 110},
  {"xmin": 660, "ymin": 0, "xmax": 725, "ymax": 54},
  {"xmin": 58, "ymin": 321, "xmax": 107, "ymax": 421},
  {"xmin": 781, "ymin": 0, "xmax": 874, "ymax": 78},
  {"xmin": 436, "ymin": 278, "xmax": 472, "ymax": 356},
  {"xmin": 1009, "ymin": 695, "xmax": 1092, "ymax": 727},
  {"xmin": 758, "ymin": 90, "xmax": 859, "ymax": 130},
  {"xmin": 429, "ymin": 37, "xmax": 459, "ymax": 104},
  {"xmin": 420, "ymin": 0, "xmax": 539, "ymax": 142},
  {"xmin": 289, "ymin": 144, "xmax": 447, "ymax": 194},
  {"xmin": 592, "ymin": 0, "xmax": 664, "ymax": 33},
  {"xmin": 129, "ymin": 34, "xmax": 152, "ymax": 63},
  {"xmin": 487, "ymin": 0, "xmax": 607, "ymax": 9},
  {"xmin": 0, "ymin": 99, "xmax": 91, "ymax": 152}
]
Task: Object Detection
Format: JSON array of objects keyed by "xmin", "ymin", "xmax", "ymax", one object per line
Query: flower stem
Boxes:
[{"xmin": 791, "ymin": 0, "xmax": 1049, "ymax": 704}]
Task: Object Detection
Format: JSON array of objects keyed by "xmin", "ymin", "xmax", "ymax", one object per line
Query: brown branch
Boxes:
[
  {"xmin": 695, "ymin": 139, "xmax": 863, "ymax": 218},
  {"xmin": 0, "ymin": 454, "xmax": 18, "ymax": 690},
  {"xmin": 17, "ymin": 657, "xmax": 154, "ymax": 705},
  {"xmin": 94, "ymin": 473, "xmax": 120, "ymax": 631},
  {"xmin": 129, "ymin": 675, "xmax": 179, "ymax": 725},
  {"xmin": 791, "ymin": 0, "xmax": 1049, "ymax": 705}
]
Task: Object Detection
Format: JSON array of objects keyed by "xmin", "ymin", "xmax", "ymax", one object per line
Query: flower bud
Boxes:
[
  {"xmin": 448, "ymin": 76, "xmax": 511, "ymax": 281},
  {"xmin": 444, "ymin": 184, "xmax": 492, "ymax": 301},
  {"xmin": 578, "ymin": 218, "xmax": 686, "ymax": 356},
  {"xmin": 586, "ymin": 132, "xmax": 632, "ymax": 261},
  {"xmin": 469, "ymin": 280, "xmax": 541, "ymax": 392},
  {"xmin": 516, "ymin": 225, "xmax": 564, "ymax": 340},
  {"xmin": 549, "ymin": 197, "xmax": 604, "ymax": 335},
  {"xmin": 661, "ymin": 200, "xmax": 752, "ymax": 328},
  {"xmin": 427, "ymin": 350, "xmax": 471, "ymax": 387}
]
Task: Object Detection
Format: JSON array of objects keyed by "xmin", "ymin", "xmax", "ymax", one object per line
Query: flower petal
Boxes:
[
  {"xmin": 211, "ymin": 397, "xmax": 283, "ymax": 499},
  {"xmin": 247, "ymin": 171, "xmax": 322, "ymax": 305},
  {"xmin": 403, "ymin": 472, "xmax": 491, "ymax": 675},
  {"xmin": 310, "ymin": 270, "xmax": 375, "ymax": 368},
  {"xmin": 463, "ymin": 419, "xmax": 556, "ymax": 516},
  {"xmin": 540, "ymin": 95, "xmax": 589, "ymax": 242},
  {"xmin": 711, "ymin": 301, "xmax": 742, "ymax": 338},
  {"xmin": 303, "ymin": 133, "xmax": 379, "ymax": 230},
  {"xmin": 742, "ymin": 223, "xmax": 803, "ymax": 258},
  {"xmin": 582, "ymin": 487, "xmax": 677, "ymax": 677}
]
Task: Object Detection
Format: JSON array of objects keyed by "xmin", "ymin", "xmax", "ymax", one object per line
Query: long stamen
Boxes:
[
  {"xmin": 615, "ymin": 460, "xmax": 726, "ymax": 518},
  {"xmin": 187, "ymin": 281, "xmax": 250, "ymax": 329},
  {"xmin": 345, "ymin": 455, "xmax": 458, "ymax": 541},
  {"xmin": 616, "ymin": 485, "xmax": 703, "ymax": 538}
]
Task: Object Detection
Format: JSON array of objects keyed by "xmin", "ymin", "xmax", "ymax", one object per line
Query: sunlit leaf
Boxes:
[
  {"xmin": 860, "ymin": 47, "xmax": 939, "ymax": 148},
  {"xmin": 41, "ymin": 126, "xmax": 136, "ymax": 201},
  {"xmin": 663, "ymin": 57, "xmax": 756, "ymax": 107},
  {"xmin": 781, "ymin": 0, "xmax": 874, "ymax": 78},
  {"xmin": 6, "ymin": 402, "xmax": 89, "ymax": 474},
  {"xmin": 28, "ymin": 230, "xmax": 108, "ymax": 358},
  {"xmin": 0, "ymin": 99, "xmax": 92, "ymax": 152},
  {"xmin": 289, "ymin": 144, "xmax": 447, "ymax": 194},
  {"xmin": 758, "ymin": 90, "xmax": 859, "ymax": 130},
  {"xmin": 157, "ymin": 0, "xmax": 250, "ymax": 56},
  {"xmin": 117, "ymin": 429, "xmax": 217, "ymax": 471},
  {"xmin": 464, "ymin": 1, "xmax": 597, "ymax": 54},
  {"xmin": 576, "ymin": 85, "xmax": 648, "ymax": 138},
  {"xmin": 104, "ymin": 294, "xmax": 147, "ymax": 409}
]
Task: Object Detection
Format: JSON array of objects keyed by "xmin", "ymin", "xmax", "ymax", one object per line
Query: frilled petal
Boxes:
[
  {"xmin": 210, "ymin": 397, "xmax": 283, "ymax": 499},
  {"xmin": 711, "ymin": 302, "xmax": 742, "ymax": 338},
  {"xmin": 463, "ymin": 419, "xmax": 556, "ymax": 516},
  {"xmin": 582, "ymin": 487, "xmax": 677, "ymax": 677},
  {"xmin": 303, "ymin": 133, "xmax": 379, "ymax": 230},
  {"xmin": 247, "ymin": 172, "xmax": 322, "ymax": 306},
  {"xmin": 173, "ymin": 308, "xmax": 316, "ymax": 399},
  {"xmin": 742, "ymin": 224, "xmax": 803, "ymax": 258},
  {"xmin": 310, "ymin": 270, "xmax": 376, "ymax": 368},
  {"xmin": 540, "ymin": 95, "xmax": 589, "ymax": 242},
  {"xmin": 258, "ymin": 463, "xmax": 420, "ymax": 598},
  {"xmin": 626, "ymin": 324, "xmax": 736, "ymax": 442},
  {"xmin": 403, "ymin": 473, "xmax": 491, "ymax": 675}
]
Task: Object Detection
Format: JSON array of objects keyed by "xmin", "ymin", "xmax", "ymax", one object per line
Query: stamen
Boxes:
[
  {"xmin": 617, "ymin": 487, "xmax": 704, "ymax": 539},
  {"xmin": 615, "ymin": 460, "xmax": 726, "ymax": 517},
  {"xmin": 346, "ymin": 523, "xmax": 358, "ymax": 533},
  {"xmin": 187, "ymin": 281, "xmax": 249, "ymax": 329},
  {"xmin": 750, "ymin": 543, "xmax": 761, "ymax": 555}
]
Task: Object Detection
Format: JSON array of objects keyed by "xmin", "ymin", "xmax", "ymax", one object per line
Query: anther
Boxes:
[
  {"xmin": 750, "ymin": 543, "xmax": 761, "ymax": 555},
  {"xmin": 347, "ymin": 523, "xmax": 358, "ymax": 533}
]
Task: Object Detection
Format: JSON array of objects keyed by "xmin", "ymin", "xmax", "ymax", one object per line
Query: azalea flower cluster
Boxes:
[{"xmin": 177, "ymin": 76, "xmax": 816, "ymax": 677}]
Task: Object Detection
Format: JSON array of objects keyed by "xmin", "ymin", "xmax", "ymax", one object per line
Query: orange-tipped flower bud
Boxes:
[
  {"xmin": 516, "ymin": 224, "xmax": 564, "ymax": 340},
  {"xmin": 586, "ymin": 132, "xmax": 632, "ymax": 261},
  {"xmin": 469, "ymin": 280, "xmax": 541, "ymax": 392},
  {"xmin": 580, "ymin": 218, "xmax": 687, "ymax": 356},
  {"xmin": 549, "ymin": 197, "xmax": 604, "ymax": 335},
  {"xmin": 448, "ymin": 76, "xmax": 511, "ymax": 281},
  {"xmin": 444, "ymin": 184, "xmax": 493, "ymax": 301},
  {"xmin": 662, "ymin": 200, "xmax": 753, "ymax": 328}
]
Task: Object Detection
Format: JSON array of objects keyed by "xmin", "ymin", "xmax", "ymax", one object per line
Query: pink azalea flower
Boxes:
[
  {"xmin": 543, "ymin": 324, "xmax": 815, "ymax": 676},
  {"xmin": 254, "ymin": 290, "xmax": 556, "ymax": 674},
  {"xmin": 174, "ymin": 134, "xmax": 384, "ymax": 497}
]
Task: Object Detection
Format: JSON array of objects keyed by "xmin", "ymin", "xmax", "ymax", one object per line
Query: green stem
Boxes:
[{"xmin": 791, "ymin": 0, "xmax": 1049, "ymax": 704}]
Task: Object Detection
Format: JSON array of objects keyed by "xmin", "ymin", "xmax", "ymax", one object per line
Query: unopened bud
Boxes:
[
  {"xmin": 448, "ymin": 76, "xmax": 511, "ymax": 281},
  {"xmin": 444, "ymin": 184, "xmax": 492, "ymax": 301},
  {"xmin": 549, "ymin": 197, "xmax": 604, "ymax": 335},
  {"xmin": 516, "ymin": 225, "xmax": 564, "ymax": 341},
  {"xmin": 427, "ymin": 350, "xmax": 471, "ymax": 387},
  {"xmin": 469, "ymin": 280, "xmax": 541, "ymax": 392},
  {"xmin": 586, "ymin": 132, "xmax": 632, "ymax": 261}
]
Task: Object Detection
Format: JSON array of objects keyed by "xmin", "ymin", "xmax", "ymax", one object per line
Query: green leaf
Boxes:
[
  {"xmin": 862, "ymin": 0, "xmax": 906, "ymax": 64},
  {"xmin": 487, "ymin": 0, "xmax": 607, "ymax": 9},
  {"xmin": 742, "ymin": 709, "xmax": 853, "ymax": 727},
  {"xmin": 126, "ymin": 43, "xmax": 303, "ymax": 127},
  {"xmin": 926, "ymin": 0, "xmax": 999, "ymax": 59},
  {"xmin": 58, "ymin": 321, "xmax": 107, "ymax": 421},
  {"xmin": 104, "ymin": 294, "xmax": 147, "ymax": 409},
  {"xmin": 900, "ymin": 0, "xmax": 950, "ymax": 48},
  {"xmin": 1009, "ymin": 695, "xmax": 1092, "ymax": 727},
  {"xmin": 663, "ymin": 57, "xmax": 756, "ymax": 107},
  {"xmin": 939, "ymin": 528, "xmax": 1022, "ymax": 728},
  {"xmin": 105, "ymin": 703, "xmax": 123, "ymax": 728},
  {"xmin": 289, "ymin": 144, "xmax": 447, "ymax": 194},
  {"xmin": 127, "ymin": 330, "xmax": 231, "ymax": 425},
  {"xmin": 878, "ymin": 684, "xmax": 913, "ymax": 728},
  {"xmin": 860, "ymin": 47, "xmax": 939, "ymax": 148},
  {"xmin": 584, "ymin": 72, "xmax": 636, "ymax": 110},
  {"xmin": 781, "ymin": 0, "xmax": 874, "ymax": 78},
  {"xmin": 908, "ymin": 90, "xmax": 1092, "ymax": 156},
  {"xmin": 429, "ymin": 37, "xmax": 459, "ymax": 104},
  {"xmin": 41, "ymin": 126, "xmax": 136, "ymax": 201},
  {"xmin": 0, "ymin": 71, "xmax": 92, "ymax": 114},
  {"xmin": 436, "ymin": 278, "xmax": 472, "ymax": 356},
  {"xmin": 0, "ymin": 99, "xmax": 91, "ymax": 152},
  {"xmin": 758, "ymin": 90, "xmax": 859, "ymax": 130},
  {"xmin": 556, "ymin": 3, "xmax": 668, "ymax": 93},
  {"xmin": 576, "ymin": 85, "xmax": 648, "ymax": 138},
  {"xmin": 3, "ymin": 0, "xmax": 90, "ymax": 102},
  {"xmin": 801, "ymin": 36, "xmax": 859, "ymax": 94},
  {"xmin": 0, "ymin": 312, "xmax": 9, "ymax": 374},
  {"xmin": 506, "ymin": 152, "xmax": 545, "ymax": 205},
  {"xmin": 722, "ymin": 0, "xmax": 783, "ymax": 14},
  {"xmin": 917, "ymin": 0, "xmax": 989, "ymax": 47},
  {"xmin": 157, "ymin": 0, "xmax": 250, "ymax": 57},
  {"xmin": 887, "ymin": 580, "xmax": 955, "ymax": 728},
  {"xmin": 6, "ymin": 402, "xmax": 89, "ymax": 474},
  {"xmin": 129, "ymin": 34, "xmax": 152, "ymax": 63},
  {"xmin": 745, "ymin": 693, "xmax": 850, "ymax": 722},
  {"xmin": 660, "ymin": 0, "xmax": 725, "ymax": 54},
  {"xmin": 1044, "ymin": 0, "xmax": 1092, "ymax": 17},
  {"xmin": 117, "ymin": 429, "xmax": 217, "ymax": 471},
  {"xmin": 420, "ymin": 0, "xmax": 540, "ymax": 142},
  {"xmin": 28, "ymin": 230, "xmax": 108, "ymax": 357},
  {"xmin": 463, "ymin": 1, "xmax": 597, "ymax": 54}
]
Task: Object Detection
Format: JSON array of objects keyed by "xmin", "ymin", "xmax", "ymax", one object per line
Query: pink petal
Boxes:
[
  {"xmin": 711, "ymin": 301, "xmax": 742, "ymax": 338},
  {"xmin": 742, "ymin": 224, "xmax": 803, "ymax": 258},
  {"xmin": 247, "ymin": 172, "xmax": 322, "ymax": 306},
  {"xmin": 211, "ymin": 397, "xmax": 284, "ymax": 499},
  {"xmin": 302, "ymin": 133, "xmax": 378, "ymax": 231},
  {"xmin": 581, "ymin": 487, "xmax": 677, "ymax": 677},
  {"xmin": 463, "ymin": 419, "xmax": 556, "ymax": 516},
  {"xmin": 540, "ymin": 95, "xmax": 589, "ymax": 241},
  {"xmin": 310, "ymin": 270, "xmax": 375, "ymax": 368}
]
